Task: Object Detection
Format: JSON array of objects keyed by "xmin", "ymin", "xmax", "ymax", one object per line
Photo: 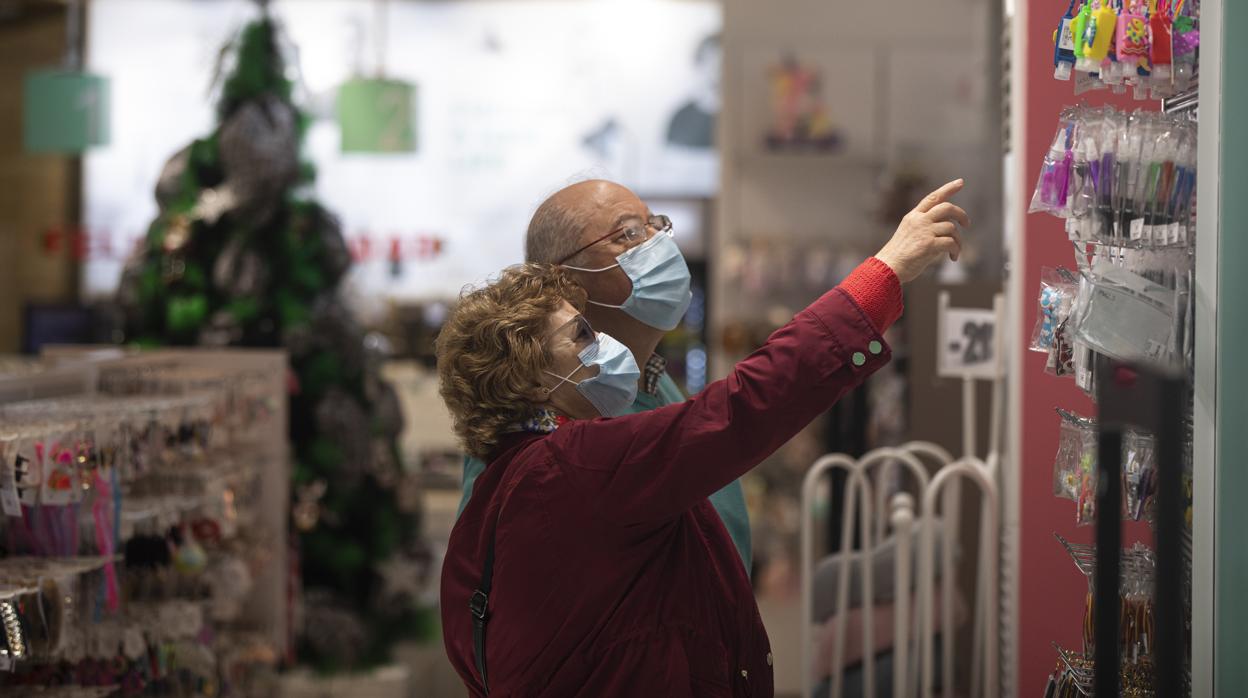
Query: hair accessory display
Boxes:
[
  {"xmin": 1054, "ymin": 0, "xmax": 1080, "ymax": 80},
  {"xmin": 1032, "ymin": 106, "xmax": 1196, "ymax": 248},
  {"xmin": 1050, "ymin": 409, "xmax": 1173, "ymax": 526},
  {"xmin": 1049, "ymin": 0, "xmax": 1199, "ymax": 99},
  {"xmin": 0, "ymin": 353, "xmax": 286, "ymax": 695},
  {"xmin": 1047, "ymin": 533, "xmax": 1189, "ymax": 696},
  {"xmin": 1034, "ymin": 7, "xmax": 1198, "ymax": 693}
]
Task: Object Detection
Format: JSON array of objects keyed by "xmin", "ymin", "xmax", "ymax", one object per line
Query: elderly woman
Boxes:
[{"xmin": 438, "ymin": 181, "xmax": 969, "ymax": 697}]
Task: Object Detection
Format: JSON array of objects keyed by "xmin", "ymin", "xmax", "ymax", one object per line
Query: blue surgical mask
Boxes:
[
  {"xmin": 563, "ymin": 232, "xmax": 693, "ymax": 332},
  {"xmin": 544, "ymin": 332, "xmax": 640, "ymax": 417}
]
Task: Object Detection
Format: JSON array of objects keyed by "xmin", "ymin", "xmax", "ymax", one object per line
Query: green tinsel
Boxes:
[
  {"xmin": 119, "ymin": 13, "xmax": 425, "ymax": 673},
  {"xmin": 217, "ymin": 18, "xmax": 292, "ymax": 120}
]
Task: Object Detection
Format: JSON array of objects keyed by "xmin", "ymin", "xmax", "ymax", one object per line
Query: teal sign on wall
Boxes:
[
  {"xmin": 23, "ymin": 70, "xmax": 110, "ymax": 154},
  {"xmin": 337, "ymin": 77, "xmax": 418, "ymax": 154}
]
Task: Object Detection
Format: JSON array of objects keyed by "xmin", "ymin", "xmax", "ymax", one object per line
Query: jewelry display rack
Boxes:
[{"xmin": 0, "ymin": 348, "xmax": 289, "ymax": 696}]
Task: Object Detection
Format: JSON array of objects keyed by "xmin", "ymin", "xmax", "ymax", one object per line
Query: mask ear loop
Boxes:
[
  {"xmin": 542, "ymin": 363, "xmax": 585, "ymax": 394},
  {"xmin": 561, "ymin": 260, "xmax": 620, "ymax": 274}
]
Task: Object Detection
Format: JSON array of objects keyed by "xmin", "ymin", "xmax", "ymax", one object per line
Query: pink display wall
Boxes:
[{"xmin": 1017, "ymin": 3, "xmax": 1158, "ymax": 692}]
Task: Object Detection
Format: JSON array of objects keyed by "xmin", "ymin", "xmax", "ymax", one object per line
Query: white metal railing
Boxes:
[{"xmin": 800, "ymin": 443, "xmax": 999, "ymax": 698}]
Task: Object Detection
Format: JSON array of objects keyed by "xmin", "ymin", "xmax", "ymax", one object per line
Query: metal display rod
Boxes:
[{"xmin": 1094, "ymin": 356, "xmax": 1187, "ymax": 697}]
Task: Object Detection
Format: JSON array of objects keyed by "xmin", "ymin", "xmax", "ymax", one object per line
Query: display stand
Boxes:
[
  {"xmin": 1014, "ymin": 2, "xmax": 1203, "ymax": 688},
  {"xmin": 0, "ymin": 348, "xmax": 289, "ymax": 695}
]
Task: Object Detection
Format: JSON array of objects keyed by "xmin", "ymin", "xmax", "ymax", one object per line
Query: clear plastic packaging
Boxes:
[
  {"xmin": 1031, "ymin": 267, "xmax": 1079, "ymax": 353},
  {"xmin": 1030, "ymin": 108, "xmax": 1080, "ymax": 216},
  {"xmin": 1123, "ymin": 431, "xmax": 1157, "ymax": 522},
  {"xmin": 1033, "ymin": 107, "xmax": 1196, "ymax": 253},
  {"xmin": 1049, "ymin": 315, "xmax": 1078, "ymax": 378},
  {"xmin": 1073, "ymin": 260, "xmax": 1177, "ymax": 366},
  {"xmin": 1053, "ymin": 409, "xmax": 1095, "ymax": 502}
]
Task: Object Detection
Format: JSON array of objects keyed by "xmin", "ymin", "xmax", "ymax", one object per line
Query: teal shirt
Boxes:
[{"xmin": 455, "ymin": 371, "xmax": 753, "ymax": 575}]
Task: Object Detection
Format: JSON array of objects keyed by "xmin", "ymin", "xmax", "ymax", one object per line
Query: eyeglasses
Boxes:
[
  {"xmin": 541, "ymin": 314, "xmax": 596, "ymax": 393},
  {"xmin": 552, "ymin": 314, "xmax": 596, "ymax": 349},
  {"xmin": 556, "ymin": 214, "xmax": 672, "ymax": 265}
]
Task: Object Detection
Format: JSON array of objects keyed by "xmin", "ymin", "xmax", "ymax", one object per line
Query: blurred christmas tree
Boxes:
[{"xmin": 117, "ymin": 13, "xmax": 428, "ymax": 671}]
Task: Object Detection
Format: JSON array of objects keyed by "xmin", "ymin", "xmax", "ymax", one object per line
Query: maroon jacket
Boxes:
[{"xmin": 442, "ymin": 261, "xmax": 901, "ymax": 697}]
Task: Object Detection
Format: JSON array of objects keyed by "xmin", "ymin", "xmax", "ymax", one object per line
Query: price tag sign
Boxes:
[{"xmin": 939, "ymin": 305, "xmax": 998, "ymax": 379}]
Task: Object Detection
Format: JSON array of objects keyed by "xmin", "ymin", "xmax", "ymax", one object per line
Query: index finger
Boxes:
[{"xmin": 913, "ymin": 179, "xmax": 965, "ymax": 214}]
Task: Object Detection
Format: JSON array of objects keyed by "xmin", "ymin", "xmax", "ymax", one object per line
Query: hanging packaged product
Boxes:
[
  {"xmin": 1073, "ymin": 259, "xmax": 1177, "ymax": 365},
  {"xmin": 1077, "ymin": 1, "xmax": 1118, "ymax": 75},
  {"xmin": 1054, "ymin": 0, "xmax": 1080, "ymax": 80},
  {"xmin": 1049, "ymin": 0, "xmax": 1199, "ymax": 98},
  {"xmin": 1149, "ymin": 2, "xmax": 1174, "ymax": 83},
  {"xmin": 1030, "ymin": 107, "xmax": 1080, "ymax": 217},
  {"xmin": 1110, "ymin": 2, "xmax": 1151, "ymax": 86},
  {"xmin": 1053, "ymin": 409, "xmax": 1097, "ymax": 503},
  {"xmin": 1123, "ymin": 430, "xmax": 1158, "ymax": 522},
  {"xmin": 1032, "ymin": 106, "xmax": 1196, "ymax": 248},
  {"xmin": 1030, "ymin": 267, "xmax": 1082, "ymax": 377},
  {"xmin": 1051, "ymin": 409, "xmax": 1164, "ymax": 525}
]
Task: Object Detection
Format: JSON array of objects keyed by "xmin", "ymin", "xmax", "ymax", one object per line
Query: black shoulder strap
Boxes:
[{"xmin": 469, "ymin": 515, "xmax": 498, "ymax": 694}]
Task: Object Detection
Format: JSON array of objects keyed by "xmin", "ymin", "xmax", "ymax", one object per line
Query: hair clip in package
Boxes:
[
  {"xmin": 1054, "ymin": 0, "xmax": 1080, "ymax": 80},
  {"xmin": 1053, "ymin": 409, "xmax": 1096, "ymax": 503},
  {"xmin": 1123, "ymin": 430, "xmax": 1158, "ymax": 522},
  {"xmin": 1030, "ymin": 267, "xmax": 1081, "ymax": 374}
]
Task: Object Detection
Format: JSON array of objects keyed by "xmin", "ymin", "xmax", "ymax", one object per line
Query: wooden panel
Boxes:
[{"xmin": 0, "ymin": 7, "xmax": 79, "ymax": 353}]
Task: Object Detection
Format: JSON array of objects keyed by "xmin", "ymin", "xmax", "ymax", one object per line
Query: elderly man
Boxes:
[{"xmin": 456, "ymin": 179, "xmax": 753, "ymax": 573}]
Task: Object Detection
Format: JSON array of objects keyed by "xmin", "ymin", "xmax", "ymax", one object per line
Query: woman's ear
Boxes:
[{"xmin": 525, "ymin": 375, "xmax": 555, "ymax": 404}]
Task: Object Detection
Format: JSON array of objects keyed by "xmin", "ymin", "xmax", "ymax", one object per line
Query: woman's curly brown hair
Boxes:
[{"xmin": 435, "ymin": 264, "xmax": 588, "ymax": 460}]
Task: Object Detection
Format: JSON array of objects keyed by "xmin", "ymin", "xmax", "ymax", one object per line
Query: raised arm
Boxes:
[{"xmin": 547, "ymin": 180, "xmax": 968, "ymax": 527}]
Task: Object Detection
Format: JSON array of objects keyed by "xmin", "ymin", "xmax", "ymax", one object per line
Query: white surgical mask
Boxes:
[
  {"xmin": 563, "ymin": 231, "xmax": 693, "ymax": 332},
  {"xmin": 544, "ymin": 332, "xmax": 639, "ymax": 417}
]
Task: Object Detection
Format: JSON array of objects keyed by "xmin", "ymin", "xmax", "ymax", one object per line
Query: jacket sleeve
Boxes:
[{"xmin": 546, "ymin": 282, "xmax": 896, "ymax": 528}]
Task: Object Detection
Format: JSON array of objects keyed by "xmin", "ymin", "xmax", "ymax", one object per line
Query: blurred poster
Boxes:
[
  {"xmin": 82, "ymin": 0, "xmax": 721, "ymax": 303},
  {"xmin": 739, "ymin": 47, "xmax": 877, "ymax": 160},
  {"xmin": 763, "ymin": 55, "xmax": 843, "ymax": 152}
]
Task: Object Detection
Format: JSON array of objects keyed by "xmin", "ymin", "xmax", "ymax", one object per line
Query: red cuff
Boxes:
[{"xmin": 838, "ymin": 257, "xmax": 904, "ymax": 332}]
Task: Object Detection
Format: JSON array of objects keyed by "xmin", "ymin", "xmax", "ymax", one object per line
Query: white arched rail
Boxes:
[
  {"xmin": 800, "ymin": 446, "xmax": 934, "ymax": 698},
  {"xmin": 873, "ymin": 442, "xmax": 953, "ymax": 537},
  {"xmin": 889, "ymin": 492, "xmax": 916, "ymax": 698},
  {"xmin": 917, "ymin": 457, "xmax": 1000, "ymax": 698}
]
